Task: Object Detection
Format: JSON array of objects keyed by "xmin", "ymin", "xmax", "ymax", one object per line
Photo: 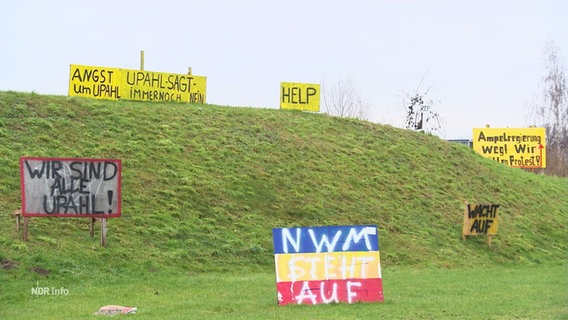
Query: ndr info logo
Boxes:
[{"xmin": 31, "ymin": 281, "xmax": 69, "ymax": 297}]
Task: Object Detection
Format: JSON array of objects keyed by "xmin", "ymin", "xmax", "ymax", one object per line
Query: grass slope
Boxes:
[{"xmin": 0, "ymin": 91, "xmax": 567, "ymax": 279}]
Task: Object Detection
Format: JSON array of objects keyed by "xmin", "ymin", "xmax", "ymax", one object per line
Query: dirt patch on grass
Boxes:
[
  {"xmin": 29, "ymin": 266, "xmax": 50, "ymax": 275},
  {"xmin": 1, "ymin": 259, "xmax": 19, "ymax": 270}
]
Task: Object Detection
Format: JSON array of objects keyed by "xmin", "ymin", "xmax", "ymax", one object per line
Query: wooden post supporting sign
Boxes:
[
  {"xmin": 13, "ymin": 208, "xmax": 22, "ymax": 232},
  {"xmin": 90, "ymin": 218, "xmax": 96, "ymax": 238},
  {"xmin": 101, "ymin": 218, "xmax": 107, "ymax": 247}
]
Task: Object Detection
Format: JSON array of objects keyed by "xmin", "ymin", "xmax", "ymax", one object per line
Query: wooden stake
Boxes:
[
  {"xmin": 101, "ymin": 218, "xmax": 107, "ymax": 247},
  {"xmin": 140, "ymin": 50, "xmax": 144, "ymax": 71},
  {"xmin": 14, "ymin": 209, "xmax": 22, "ymax": 232},
  {"xmin": 90, "ymin": 218, "xmax": 96, "ymax": 238},
  {"xmin": 462, "ymin": 201, "xmax": 468, "ymax": 241},
  {"xmin": 23, "ymin": 217, "xmax": 29, "ymax": 241}
]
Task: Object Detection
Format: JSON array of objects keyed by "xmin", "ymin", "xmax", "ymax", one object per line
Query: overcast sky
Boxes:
[{"xmin": 2, "ymin": 0, "xmax": 567, "ymax": 139}]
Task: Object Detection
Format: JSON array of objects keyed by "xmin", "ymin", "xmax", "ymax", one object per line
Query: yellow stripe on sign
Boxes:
[
  {"xmin": 280, "ymin": 82, "xmax": 320, "ymax": 112},
  {"xmin": 274, "ymin": 251, "xmax": 381, "ymax": 282}
]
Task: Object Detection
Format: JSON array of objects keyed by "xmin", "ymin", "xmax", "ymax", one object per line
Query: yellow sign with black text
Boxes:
[
  {"xmin": 472, "ymin": 127, "xmax": 546, "ymax": 168},
  {"xmin": 280, "ymin": 82, "xmax": 320, "ymax": 112},
  {"xmin": 463, "ymin": 203, "xmax": 499, "ymax": 236},
  {"xmin": 68, "ymin": 64, "xmax": 206, "ymax": 104}
]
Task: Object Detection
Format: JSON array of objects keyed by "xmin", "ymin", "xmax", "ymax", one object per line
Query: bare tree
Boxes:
[
  {"xmin": 533, "ymin": 42, "xmax": 568, "ymax": 176},
  {"xmin": 322, "ymin": 78, "xmax": 369, "ymax": 120},
  {"xmin": 403, "ymin": 86, "xmax": 443, "ymax": 135}
]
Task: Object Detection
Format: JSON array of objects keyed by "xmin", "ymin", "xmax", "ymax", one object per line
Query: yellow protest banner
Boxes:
[
  {"xmin": 472, "ymin": 127, "xmax": 546, "ymax": 168},
  {"xmin": 68, "ymin": 65, "xmax": 122, "ymax": 100},
  {"xmin": 69, "ymin": 64, "xmax": 206, "ymax": 104},
  {"xmin": 280, "ymin": 82, "xmax": 320, "ymax": 112}
]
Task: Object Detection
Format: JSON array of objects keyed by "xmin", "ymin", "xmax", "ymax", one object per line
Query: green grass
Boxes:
[
  {"xmin": 1, "ymin": 265, "xmax": 566, "ymax": 319},
  {"xmin": 0, "ymin": 91, "xmax": 567, "ymax": 318}
]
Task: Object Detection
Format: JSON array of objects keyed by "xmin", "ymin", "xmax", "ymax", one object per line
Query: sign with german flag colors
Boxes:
[
  {"xmin": 472, "ymin": 127, "xmax": 546, "ymax": 168},
  {"xmin": 272, "ymin": 225, "xmax": 383, "ymax": 305}
]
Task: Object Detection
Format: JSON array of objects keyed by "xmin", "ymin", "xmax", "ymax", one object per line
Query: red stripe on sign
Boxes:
[{"xmin": 276, "ymin": 278, "xmax": 383, "ymax": 305}]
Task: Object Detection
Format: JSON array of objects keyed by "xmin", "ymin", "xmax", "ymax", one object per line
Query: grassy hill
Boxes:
[{"xmin": 0, "ymin": 91, "xmax": 567, "ymax": 279}]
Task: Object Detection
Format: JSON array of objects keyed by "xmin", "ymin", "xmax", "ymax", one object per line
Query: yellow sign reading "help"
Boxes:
[{"xmin": 280, "ymin": 82, "xmax": 320, "ymax": 112}]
